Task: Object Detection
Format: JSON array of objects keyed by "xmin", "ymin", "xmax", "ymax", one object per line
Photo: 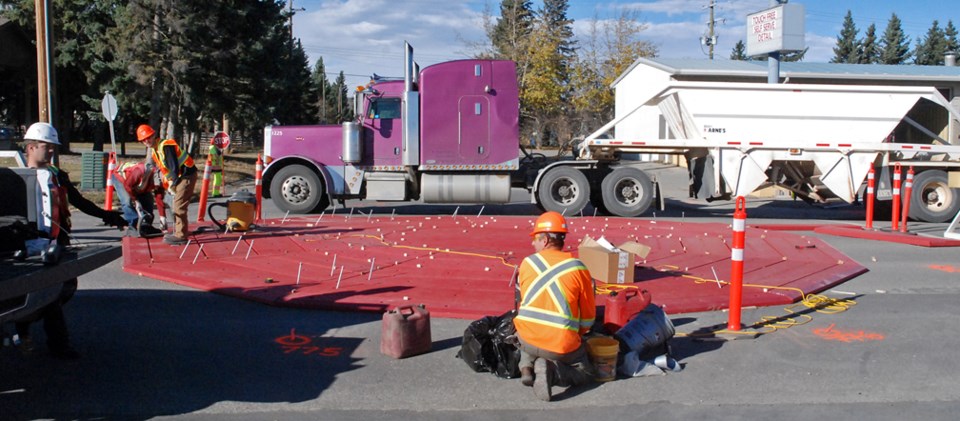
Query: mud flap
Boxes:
[{"xmin": 876, "ymin": 165, "xmax": 893, "ymax": 201}]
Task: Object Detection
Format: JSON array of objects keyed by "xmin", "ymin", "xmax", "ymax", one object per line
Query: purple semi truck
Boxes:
[{"xmin": 261, "ymin": 43, "xmax": 655, "ymax": 217}]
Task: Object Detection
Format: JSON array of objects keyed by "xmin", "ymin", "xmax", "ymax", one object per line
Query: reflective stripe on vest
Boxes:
[
  {"xmin": 154, "ymin": 139, "xmax": 194, "ymax": 180},
  {"xmin": 516, "ymin": 254, "xmax": 589, "ymax": 332}
]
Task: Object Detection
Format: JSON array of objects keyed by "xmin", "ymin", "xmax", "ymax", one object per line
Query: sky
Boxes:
[{"xmin": 292, "ymin": 0, "xmax": 960, "ymax": 89}]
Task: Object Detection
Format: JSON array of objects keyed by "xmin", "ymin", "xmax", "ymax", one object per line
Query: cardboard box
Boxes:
[{"xmin": 577, "ymin": 235, "xmax": 651, "ymax": 284}]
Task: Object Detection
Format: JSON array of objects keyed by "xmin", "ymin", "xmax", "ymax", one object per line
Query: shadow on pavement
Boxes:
[{"xmin": 0, "ymin": 288, "xmax": 377, "ymax": 419}]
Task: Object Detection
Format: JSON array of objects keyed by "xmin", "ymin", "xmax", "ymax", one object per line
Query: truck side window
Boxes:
[{"xmin": 367, "ymin": 97, "xmax": 401, "ymax": 119}]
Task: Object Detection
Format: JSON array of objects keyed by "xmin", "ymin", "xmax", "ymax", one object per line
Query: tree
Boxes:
[
  {"xmin": 914, "ymin": 20, "xmax": 946, "ymax": 65},
  {"xmin": 730, "ymin": 40, "xmax": 748, "ymax": 60},
  {"xmin": 781, "ymin": 48, "xmax": 808, "ymax": 62},
  {"xmin": 568, "ymin": 8, "xmax": 656, "ymax": 138},
  {"xmin": 831, "ymin": 10, "xmax": 860, "ymax": 63},
  {"xmin": 859, "ymin": 23, "xmax": 879, "ymax": 64},
  {"xmin": 879, "ymin": 13, "xmax": 911, "ymax": 64},
  {"xmin": 944, "ymin": 20, "xmax": 958, "ymax": 55}
]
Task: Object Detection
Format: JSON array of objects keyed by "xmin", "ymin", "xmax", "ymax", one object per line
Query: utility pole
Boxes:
[
  {"xmin": 701, "ymin": 0, "xmax": 719, "ymax": 60},
  {"xmin": 34, "ymin": 0, "xmax": 53, "ymax": 123},
  {"xmin": 708, "ymin": 0, "xmax": 715, "ymax": 59},
  {"xmin": 288, "ymin": 0, "xmax": 305, "ymax": 41}
]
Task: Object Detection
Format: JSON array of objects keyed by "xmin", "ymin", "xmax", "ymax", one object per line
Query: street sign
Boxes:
[
  {"xmin": 101, "ymin": 92, "xmax": 118, "ymax": 121},
  {"xmin": 101, "ymin": 92, "xmax": 118, "ymax": 153}
]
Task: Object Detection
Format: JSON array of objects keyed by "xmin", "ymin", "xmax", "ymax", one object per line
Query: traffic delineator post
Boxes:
[
  {"xmin": 900, "ymin": 166, "xmax": 914, "ymax": 233},
  {"xmin": 255, "ymin": 153, "xmax": 263, "ymax": 221},
  {"xmin": 727, "ymin": 196, "xmax": 747, "ymax": 331},
  {"xmin": 197, "ymin": 155, "xmax": 212, "ymax": 222},
  {"xmin": 104, "ymin": 152, "xmax": 116, "ymax": 210},
  {"xmin": 865, "ymin": 167, "xmax": 875, "ymax": 229},
  {"xmin": 891, "ymin": 164, "xmax": 902, "ymax": 231}
]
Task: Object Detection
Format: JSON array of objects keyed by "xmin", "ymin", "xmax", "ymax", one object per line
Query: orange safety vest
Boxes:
[
  {"xmin": 150, "ymin": 138, "xmax": 194, "ymax": 183},
  {"xmin": 44, "ymin": 166, "xmax": 71, "ymax": 241},
  {"xmin": 514, "ymin": 249, "xmax": 596, "ymax": 354}
]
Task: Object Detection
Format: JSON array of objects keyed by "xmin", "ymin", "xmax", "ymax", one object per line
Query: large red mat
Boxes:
[{"xmin": 122, "ymin": 215, "xmax": 867, "ymax": 319}]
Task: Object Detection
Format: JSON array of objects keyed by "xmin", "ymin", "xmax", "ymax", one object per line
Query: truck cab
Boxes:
[{"xmin": 261, "ymin": 43, "xmax": 520, "ymax": 213}]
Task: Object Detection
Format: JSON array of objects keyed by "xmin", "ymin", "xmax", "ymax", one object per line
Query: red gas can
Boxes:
[
  {"xmin": 603, "ymin": 288, "xmax": 652, "ymax": 333},
  {"xmin": 380, "ymin": 304, "xmax": 432, "ymax": 359}
]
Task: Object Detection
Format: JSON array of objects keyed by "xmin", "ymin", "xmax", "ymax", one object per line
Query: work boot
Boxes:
[
  {"xmin": 163, "ymin": 234, "xmax": 187, "ymax": 246},
  {"xmin": 521, "ymin": 366, "xmax": 535, "ymax": 387},
  {"xmin": 533, "ymin": 358, "xmax": 553, "ymax": 402},
  {"xmin": 139, "ymin": 225, "xmax": 164, "ymax": 238}
]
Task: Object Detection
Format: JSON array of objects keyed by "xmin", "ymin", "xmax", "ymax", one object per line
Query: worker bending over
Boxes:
[
  {"xmin": 111, "ymin": 160, "xmax": 164, "ymax": 238},
  {"xmin": 514, "ymin": 211, "xmax": 596, "ymax": 401}
]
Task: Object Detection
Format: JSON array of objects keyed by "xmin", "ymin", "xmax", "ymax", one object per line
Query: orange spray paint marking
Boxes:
[
  {"xmin": 273, "ymin": 330, "xmax": 345, "ymax": 357},
  {"xmin": 929, "ymin": 264, "xmax": 959, "ymax": 273},
  {"xmin": 813, "ymin": 324, "xmax": 884, "ymax": 343}
]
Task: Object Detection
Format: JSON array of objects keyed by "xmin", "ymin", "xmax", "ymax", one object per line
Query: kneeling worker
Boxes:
[
  {"xmin": 112, "ymin": 160, "xmax": 164, "ymax": 237},
  {"xmin": 514, "ymin": 211, "xmax": 596, "ymax": 401}
]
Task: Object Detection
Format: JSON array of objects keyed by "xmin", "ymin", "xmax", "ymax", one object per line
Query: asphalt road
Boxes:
[{"xmin": 3, "ymin": 164, "xmax": 960, "ymax": 420}]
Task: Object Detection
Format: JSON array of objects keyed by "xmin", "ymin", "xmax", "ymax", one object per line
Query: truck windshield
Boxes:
[{"xmin": 367, "ymin": 97, "xmax": 401, "ymax": 119}]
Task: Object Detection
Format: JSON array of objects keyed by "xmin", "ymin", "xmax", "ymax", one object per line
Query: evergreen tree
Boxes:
[
  {"xmin": 540, "ymin": 0, "xmax": 576, "ymax": 87},
  {"xmin": 312, "ymin": 58, "xmax": 333, "ymax": 124},
  {"xmin": 859, "ymin": 23, "xmax": 879, "ymax": 64},
  {"xmin": 914, "ymin": 20, "xmax": 946, "ymax": 65},
  {"xmin": 730, "ymin": 40, "xmax": 748, "ymax": 60},
  {"xmin": 490, "ymin": 0, "xmax": 534, "ymax": 61},
  {"xmin": 782, "ymin": 48, "xmax": 808, "ymax": 62},
  {"xmin": 880, "ymin": 13, "xmax": 911, "ymax": 64},
  {"xmin": 831, "ymin": 10, "xmax": 860, "ymax": 63},
  {"xmin": 944, "ymin": 20, "xmax": 959, "ymax": 54}
]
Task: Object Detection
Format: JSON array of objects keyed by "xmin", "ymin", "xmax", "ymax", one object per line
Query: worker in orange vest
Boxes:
[
  {"xmin": 136, "ymin": 124, "xmax": 197, "ymax": 245},
  {"xmin": 513, "ymin": 211, "xmax": 596, "ymax": 401}
]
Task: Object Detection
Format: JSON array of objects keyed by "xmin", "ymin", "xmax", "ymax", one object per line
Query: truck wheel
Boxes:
[
  {"xmin": 601, "ymin": 167, "xmax": 654, "ymax": 217},
  {"xmin": 270, "ymin": 164, "xmax": 327, "ymax": 214},
  {"xmin": 909, "ymin": 170, "xmax": 960, "ymax": 223},
  {"xmin": 537, "ymin": 167, "xmax": 590, "ymax": 215}
]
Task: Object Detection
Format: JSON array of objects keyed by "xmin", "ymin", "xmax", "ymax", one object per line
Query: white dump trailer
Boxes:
[{"xmin": 579, "ymin": 81, "xmax": 960, "ymax": 223}]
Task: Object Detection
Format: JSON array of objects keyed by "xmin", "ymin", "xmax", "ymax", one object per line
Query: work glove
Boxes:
[{"xmin": 102, "ymin": 210, "xmax": 127, "ymax": 230}]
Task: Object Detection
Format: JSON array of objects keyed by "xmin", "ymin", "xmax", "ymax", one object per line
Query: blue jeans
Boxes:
[{"xmin": 111, "ymin": 174, "xmax": 154, "ymax": 227}]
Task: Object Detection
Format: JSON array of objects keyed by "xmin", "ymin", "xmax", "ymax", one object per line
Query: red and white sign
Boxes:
[{"xmin": 746, "ymin": 3, "xmax": 805, "ymax": 57}]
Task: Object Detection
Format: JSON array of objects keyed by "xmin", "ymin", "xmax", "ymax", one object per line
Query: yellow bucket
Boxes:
[{"xmin": 586, "ymin": 336, "xmax": 620, "ymax": 382}]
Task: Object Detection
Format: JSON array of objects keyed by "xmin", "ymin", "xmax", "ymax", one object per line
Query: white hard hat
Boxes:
[{"xmin": 24, "ymin": 122, "xmax": 60, "ymax": 145}]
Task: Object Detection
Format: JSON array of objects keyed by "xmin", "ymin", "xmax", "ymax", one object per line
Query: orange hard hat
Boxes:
[
  {"xmin": 136, "ymin": 124, "xmax": 155, "ymax": 141},
  {"xmin": 530, "ymin": 211, "xmax": 568, "ymax": 237}
]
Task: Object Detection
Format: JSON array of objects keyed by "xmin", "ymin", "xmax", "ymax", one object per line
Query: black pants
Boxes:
[{"xmin": 16, "ymin": 278, "xmax": 76, "ymax": 350}]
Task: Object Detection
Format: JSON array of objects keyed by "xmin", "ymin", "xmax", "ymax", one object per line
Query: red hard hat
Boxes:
[
  {"xmin": 136, "ymin": 124, "xmax": 155, "ymax": 142},
  {"xmin": 530, "ymin": 211, "xmax": 568, "ymax": 237}
]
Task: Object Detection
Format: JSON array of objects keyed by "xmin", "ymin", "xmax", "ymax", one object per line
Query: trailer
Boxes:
[
  {"xmin": 580, "ymin": 81, "xmax": 960, "ymax": 223},
  {"xmin": 261, "ymin": 44, "xmax": 960, "ymax": 223},
  {"xmin": 262, "ymin": 43, "xmax": 657, "ymax": 218}
]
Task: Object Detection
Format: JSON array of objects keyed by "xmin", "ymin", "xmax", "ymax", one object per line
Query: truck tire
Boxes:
[
  {"xmin": 537, "ymin": 167, "xmax": 590, "ymax": 215},
  {"xmin": 600, "ymin": 167, "xmax": 654, "ymax": 217},
  {"xmin": 270, "ymin": 164, "xmax": 327, "ymax": 214},
  {"xmin": 909, "ymin": 170, "xmax": 960, "ymax": 223}
]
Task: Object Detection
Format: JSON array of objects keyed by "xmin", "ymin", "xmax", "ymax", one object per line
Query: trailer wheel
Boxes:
[
  {"xmin": 270, "ymin": 164, "xmax": 328, "ymax": 214},
  {"xmin": 909, "ymin": 170, "xmax": 960, "ymax": 223},
  {"xmin": 601, "ymin": 167, "xmax": 654, "ymax": 217},
  {"xmin": 537, "ymin": 167, "xmax": 590, "ymax": 215}
]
